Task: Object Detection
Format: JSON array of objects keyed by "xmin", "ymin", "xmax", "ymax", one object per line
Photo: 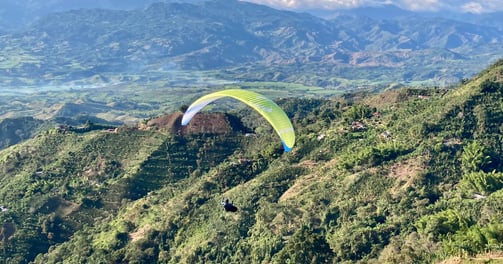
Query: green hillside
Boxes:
[
  {"xmin": 1, "ymin": 61, "xmax": 503, "ymax": 263},
  {"xmin": 0, "ymin": 117, "xmax": 49, "ymax": 150}
]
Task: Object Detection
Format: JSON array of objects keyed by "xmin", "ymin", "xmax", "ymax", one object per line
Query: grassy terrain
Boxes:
[
  {"xmin": 0, "ymin": 80, "xmax": 331, "ymax": 124},
  {"xmin": 0, "ymin": 60, "xmax": 502, "ymax": 263}
]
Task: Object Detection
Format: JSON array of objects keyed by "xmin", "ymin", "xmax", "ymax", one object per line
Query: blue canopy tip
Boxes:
[{"xmin": 282, "ymin": 141, "xmax": 292, "ymax": 152}]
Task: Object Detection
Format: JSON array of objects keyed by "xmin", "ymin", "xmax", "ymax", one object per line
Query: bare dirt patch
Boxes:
[
  {"xmin": 279, "ymin": 172, "xmax": 318, "ymax": 202},
  {"xmin": 56, "ymin": 199, "xmax": 81, "ymax": 217},
  {"xmin": 297, "ymin": 159, "xmax": 319, "ymax": 169},
  {"xmin": 438, "ymin": 252, "xmax": 503, "ymax": 264},
  {"xmin": 129, "ymin": 224, "xmax": 151, "ymax": 242},
  {"xmin": 388, "ymin": 158, "xmax": 426, "ymax": 196},
  {"xmin": 38, "ymin": 197, "xmax": 80, "ymax": 217},
  {"xmin": 279, "ymin": 158, "xmax": 340, "ymax": 202}
]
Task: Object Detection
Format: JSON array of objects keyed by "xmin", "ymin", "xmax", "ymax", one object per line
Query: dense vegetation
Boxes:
[
  {"xmin": 0, "ymin": 117, "xmax": 48, "ymax": 150},
  {"xmin": 1, "ymin": 60, "xmax": 503, "ymax": 263}
]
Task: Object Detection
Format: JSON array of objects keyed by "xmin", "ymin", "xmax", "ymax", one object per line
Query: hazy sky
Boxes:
[{"xmin": 245, "ymin": 0, "xmax": 503, "ymax": 13}]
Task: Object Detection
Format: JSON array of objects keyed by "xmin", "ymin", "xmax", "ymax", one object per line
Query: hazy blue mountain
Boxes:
[
  {"xmin": 454, "ymin": 11, "xmax": 503, "ymax": 30},
  {"xmin": 310, "ymin": 4, "xmax": 503, "ymax": 30},
  {"xmin": 0, "ymin": 0, "xmax": 502, "ymax": 87},
  {"xmin": 0, "ymin": 0, "xmax": 203, "ymax": 31},
  {"xmin": 2, "ymin": 1, "xmax": 502, "ymax": 32},
  {"xmin": 309, "ymin": 4, "xmax": 417, "ymax": 20}
]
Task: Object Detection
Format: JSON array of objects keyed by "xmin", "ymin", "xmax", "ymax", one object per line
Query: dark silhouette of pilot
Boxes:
[{"xmin": 221, "ymin": 198, "xmax": 238, "ymax": 212}]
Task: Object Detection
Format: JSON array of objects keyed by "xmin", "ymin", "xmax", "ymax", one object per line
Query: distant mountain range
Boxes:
[
  {"xmin": 0, "ymin": 0, "xmax": 502, "ymax": 88},
  {"xmin": 312, "ymin": 4, "xmax": 503, "ymax": 29},
  {"xmin": 0, "ymin": 0, "xmax": 203, "ymax": 31},
  {"xmin": 2, "ymin": 1, "xmax": 503, "ymax": 31}
]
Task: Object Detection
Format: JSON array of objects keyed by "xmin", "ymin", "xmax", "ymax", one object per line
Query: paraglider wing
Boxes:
[{"xmin": 181, "ymin": 89, "xmax": 295, "ymax": 151}]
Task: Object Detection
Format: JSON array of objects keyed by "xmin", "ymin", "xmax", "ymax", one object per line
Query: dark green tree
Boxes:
[
  {"xmin": 461, "ymin": 141, "xmax": 491, "ymax": 174},
  {"xmin": 272, "ymin": 225, "xmax": 333, "ymax": 264}
]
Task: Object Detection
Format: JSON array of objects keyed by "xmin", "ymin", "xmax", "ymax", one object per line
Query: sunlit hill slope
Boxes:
[{"xmin": 1, "ymin": 61, "xmax": 503, "ymax": 263}]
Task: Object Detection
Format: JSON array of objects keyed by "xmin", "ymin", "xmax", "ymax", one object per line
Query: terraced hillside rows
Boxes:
[
  {"xmin": 1, "ymin": 60, "xmax": 503, "ymax": 263},
  {"xmin": 0, "ymin": 117, "xmax": 246, "ymax": 263}
]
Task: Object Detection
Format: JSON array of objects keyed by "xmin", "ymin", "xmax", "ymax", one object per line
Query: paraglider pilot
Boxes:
[{"xmin": 221, "ymin": 198, "xmax": 238, "ymax": 212}]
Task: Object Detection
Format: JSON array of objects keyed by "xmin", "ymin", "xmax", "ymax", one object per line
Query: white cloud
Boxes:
[
  {"xmin": 459, "ymin": 0, "xmax": 503, "ymax": 13},
  {"xmin": 398, "ymin": 0, "xmax": 443, "ymax": 11},
  {"xmin": 462, "ymin": 2, "xmax": 483, "ymax": 13},
  {"xmin": 246, "ymin": 0, "xmax": 386, "ymax": 9}
]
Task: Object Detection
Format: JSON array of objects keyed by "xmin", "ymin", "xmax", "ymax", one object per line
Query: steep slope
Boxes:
[
  {"xmin": 0, "ymin": 114, "xmax": 246, "ymax": 263},
  {"xmin": 0, "ymin": 116, "xmax": 48, "ymax": 149},
  {"xmin": 1, "ymin": 61, "xmax": 503, "ymax": 263}
]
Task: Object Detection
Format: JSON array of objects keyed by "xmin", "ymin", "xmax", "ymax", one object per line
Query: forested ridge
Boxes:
[{"xmin": 1, "ymin": 60, "xmax": 503, "ymax": 263}]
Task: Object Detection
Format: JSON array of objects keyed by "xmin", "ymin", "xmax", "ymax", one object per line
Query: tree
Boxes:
[
  {"xmin": 272, "ymin": 225, "xmax": 334, "ymax": 263},
  {"xmin": 344, "ymin": 104, "xmax": 372, "ymax": 122},
  {"xmin": 461, "ymin": 141, "xmax": 491, "ymax": 174},
  {"xmin": 459, "ymin": 171, "xmax": 503, "ymax": 195},
  {"xmin": 416, "ymin": 209, "xmax": 472, "ymax": 242}
]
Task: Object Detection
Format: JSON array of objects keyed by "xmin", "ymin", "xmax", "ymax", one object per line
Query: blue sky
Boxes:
[{"xmin": 245, "ymin": 0, "xmax": 503, "ymax": 13}]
